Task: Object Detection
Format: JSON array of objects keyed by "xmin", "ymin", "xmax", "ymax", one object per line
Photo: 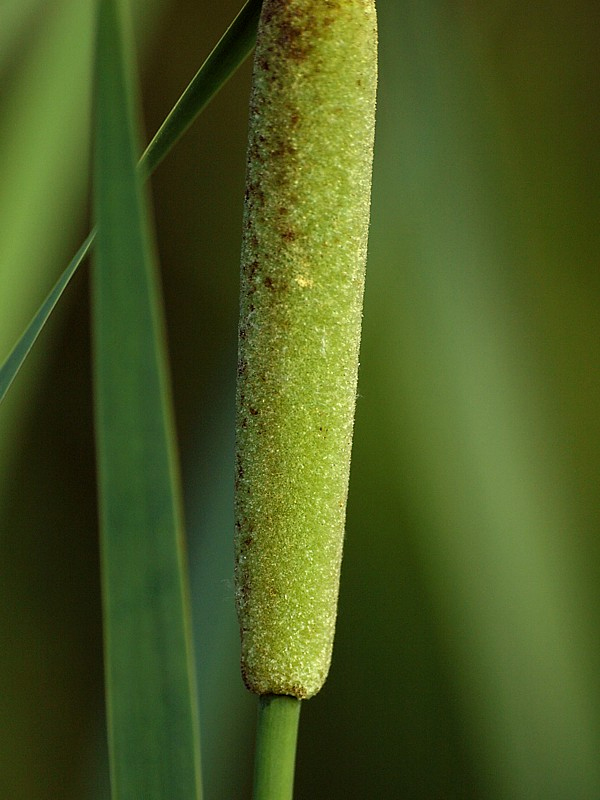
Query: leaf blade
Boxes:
[
  {"xmin": 0, "ymin": 0, "xmax": 261, "ymax": 406},
  {"xmin": 93, "ymin": 0, "xmax": 201, "ymax": 796},
  {"xmin": 0, "ymin": 232, "xmax": 93, "ymax": 402}
]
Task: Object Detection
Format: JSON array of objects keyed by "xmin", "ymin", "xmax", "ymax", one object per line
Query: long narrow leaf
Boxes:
[
  {"xmin": 141, "ymin": 0, "xmax": 261, "ymax": 176},
  {"xmin": 0, "ymin": 0, "xmax": 261, "ymax": 406},
  {"xmin": 0, "ymin": 232, "xmax": 93, "ymax": 402},
  {"xmin": 93, "ymin": 1, "xmax": 201, "ymax": 797}
]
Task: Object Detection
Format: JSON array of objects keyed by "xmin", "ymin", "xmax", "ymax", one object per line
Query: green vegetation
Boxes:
[
  {"xmin": 1, "ymin": 1, "xmax": 599, "ymax": 799},
  {"xmin": 235, "ymin": 0, "xmax": 377, "ymax": 701},
  {"xmin": 93, "ymin": 0, "xmax": 202, "ymax": 795}
]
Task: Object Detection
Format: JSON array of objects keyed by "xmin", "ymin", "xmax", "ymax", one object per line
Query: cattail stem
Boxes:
[{"xmin": 253, "ymin": 695, "xmax": 301, "ymax": 800}]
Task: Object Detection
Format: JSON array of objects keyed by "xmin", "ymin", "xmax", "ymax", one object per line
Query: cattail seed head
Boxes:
[{"xmin": 235, "ymin": 0, "xmax": 377, "ymax": 699}]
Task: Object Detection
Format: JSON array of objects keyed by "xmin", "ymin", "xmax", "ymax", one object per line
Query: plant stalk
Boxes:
[{"xmin": 253, "ymin": 695, "xmax": 301, "ymax": 800}]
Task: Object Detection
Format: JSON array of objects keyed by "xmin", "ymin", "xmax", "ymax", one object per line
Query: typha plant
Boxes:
[
  {"xmin": 1, "ymin": 0, "xmax": 377, "ymax": 797},
  {"xmin": 3, "ymin": 2, "xmax": 599, "ymax": 800},
  {"xmin": 234, "ymin": 0, "xmax": 377, "ymax": 792}
]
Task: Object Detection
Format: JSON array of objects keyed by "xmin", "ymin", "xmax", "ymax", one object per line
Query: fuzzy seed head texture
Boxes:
[{"xmin": 235, "ymin": 0, "xmax": 377, "ymax": 699}]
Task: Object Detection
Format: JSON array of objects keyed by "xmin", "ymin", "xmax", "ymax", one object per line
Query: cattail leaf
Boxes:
[
  {"xmin": 141, "ymin": 0, "xmax": 262, "ymax": 176},
  {"xmin": 92, "ymin": 0, "xmax": 201, "ymax": 797},
  {"xmin": 0, "ymin": 232, "xmax": 93, "ymax": 403},
  {"xmin": 0, "ymin": 0, "xmax": 261, "ymax": 408}
]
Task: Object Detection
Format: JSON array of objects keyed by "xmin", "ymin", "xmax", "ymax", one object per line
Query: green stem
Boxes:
[{"xmin": 253, "ymin": 695, "xmax": 301, "ymax": 800}]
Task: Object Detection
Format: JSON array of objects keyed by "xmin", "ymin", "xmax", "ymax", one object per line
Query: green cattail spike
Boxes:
[{"xmin": 235, "ymin": 0, "xmax": 377, "ymax": 699}]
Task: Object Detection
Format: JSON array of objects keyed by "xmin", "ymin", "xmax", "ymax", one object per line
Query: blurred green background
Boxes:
[{"xmin": 1, "ymin": 0, "xmax": 599, "ymax": 797}]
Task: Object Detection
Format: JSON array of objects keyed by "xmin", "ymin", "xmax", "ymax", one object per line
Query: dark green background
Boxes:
[{"xmin": 1, "ymin": 1, "xmax": 599, "ymax": 797}]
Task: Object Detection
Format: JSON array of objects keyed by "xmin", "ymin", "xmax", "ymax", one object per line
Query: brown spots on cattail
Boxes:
[
  {"xmin": 288, "ymin": 684, "xmax": 309, "ymax": 700},
  {"xmin": 262, "ymin": 275, "xmax": 290, "ymax": 294},
  {"xmin": 257, "ymin": 55, "xmax": 270, "ymax": 73},
  {"xmin": 240, "ymin": 661, "xmax": 252, "ymax": 690},
  {"xmin": 234, "ymin": 453, "xmax": 245, "ymax": 492},
  {"xmin": 237, "ymin": 577, "xmax": 252, "ymax": 609},
  {"xmin": 245, "ymin": 259, "xmax": 259, "ymax": 283},
  {"xmin": 271, "ymin": 140, "xmax": 297, "ymax": 159},
  {"xmin": 245, "ymin": 180, "xmax": 266, "ymax": 208},
  {"xmin": 263, "ymin": 4, "xmax": 313, "ymax": 62}
]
